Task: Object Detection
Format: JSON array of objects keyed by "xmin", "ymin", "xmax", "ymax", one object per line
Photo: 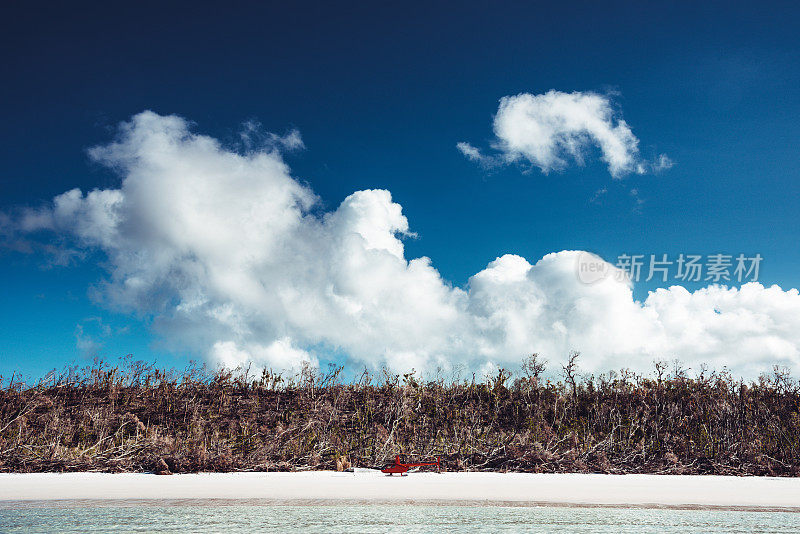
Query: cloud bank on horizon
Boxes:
[
  {"xmin": 458, "ymin": 90, "xmax": 672, "ymax": 177},
  {"xmin": 7, "ymin": 111, "xmax": 800, "ymax": 378}
]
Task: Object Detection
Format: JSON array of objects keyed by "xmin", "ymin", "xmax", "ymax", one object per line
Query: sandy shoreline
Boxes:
[{"xmin": 1, "ymin": 471, "xmax": 799, "ymax": 510}]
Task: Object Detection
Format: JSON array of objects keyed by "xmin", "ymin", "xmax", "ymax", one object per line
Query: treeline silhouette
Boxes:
[{"xmin": 1, "ymin": 353, "xmax": 798, "ymax": 476}]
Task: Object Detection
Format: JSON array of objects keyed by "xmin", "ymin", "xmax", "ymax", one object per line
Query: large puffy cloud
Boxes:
[
  {"xmin": 458, "ymin": 90, "xmax": 672, "ymax": 177},
  {"xmin": 470, "ymin": 254, "xmax": 800, "ymax": 376},
  {"xmin": 10, "ymin": 111, "xmax": 800, "ymax": 377}
]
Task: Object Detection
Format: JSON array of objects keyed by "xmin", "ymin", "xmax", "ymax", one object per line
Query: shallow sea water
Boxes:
[{"xmin": 1, "ymin": 501, "xmax": 798, "ymax": 533}]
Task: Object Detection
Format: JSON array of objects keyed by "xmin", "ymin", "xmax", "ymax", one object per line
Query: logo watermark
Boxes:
[{"xmin": 576, "ymin": 252, "xmax": 612, "ymax": 284}]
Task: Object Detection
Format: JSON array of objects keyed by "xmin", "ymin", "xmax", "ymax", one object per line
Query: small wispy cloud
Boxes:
[
  {"xmin": 75, "ymin": 317, "xmax": 112, "ymax": 358},
  {"xmin": 630, "ymin": 187, "xmax": 646, "ymax": 213},
  {"xmin": 653, "ymin": 153, "xmax": 674, "ymax": 172},
  {"xmin": 240, "ymin": 120, "xmax": 305, "ymax": 152},
  {"xmin": 589, "ymin": 187, "xmax": 608, "ymax": 204},
  {"xmin": 456, "ymin": 141, "xmax": 496, "ymax": 168},
  {"xmin": 459, "ymin": 90, "xmax": 671, "ymax": 179}
]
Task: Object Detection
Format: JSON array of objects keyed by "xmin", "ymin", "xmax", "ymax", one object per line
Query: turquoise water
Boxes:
[{"xmin": 1, "ymin": 501, "xmax": 798, "ymax": 533}]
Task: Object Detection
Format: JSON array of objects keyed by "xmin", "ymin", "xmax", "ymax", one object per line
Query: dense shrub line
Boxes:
[{"xmin": 1, "ymin": 353, "xmax": 798, "ymax": 475}]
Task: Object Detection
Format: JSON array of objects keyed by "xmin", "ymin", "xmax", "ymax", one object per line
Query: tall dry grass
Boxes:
[{"xmin": 1, "ymin": 353, "xmax": 798, "ymax": 475}]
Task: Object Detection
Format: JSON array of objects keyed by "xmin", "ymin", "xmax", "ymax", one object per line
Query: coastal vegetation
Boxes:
[{"xmin": 1, "ymin": 353, "xmax": 798, "ymax": 476}]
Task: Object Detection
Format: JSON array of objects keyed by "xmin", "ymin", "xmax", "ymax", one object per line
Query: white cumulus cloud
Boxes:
[
  {"xmin": 459, "ymin": 90, "xmax": 670, "ymax": 178},
  {"xmin": 9, "ymin": 111, "xmax": 800, "ymax": 378}
]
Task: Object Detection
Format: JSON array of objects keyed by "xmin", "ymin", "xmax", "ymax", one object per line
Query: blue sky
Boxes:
[{"xmin": 2, "ymin": 1, "xmax": 800, "ymax": 380}]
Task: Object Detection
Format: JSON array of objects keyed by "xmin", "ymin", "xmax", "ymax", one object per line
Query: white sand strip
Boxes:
[{"xmin": 1, "ymin": 471, "xmax": 799, "ymax": 509}]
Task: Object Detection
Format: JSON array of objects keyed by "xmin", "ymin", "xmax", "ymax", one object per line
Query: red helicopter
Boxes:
[{"xmin": 381, "ymin": 455, "xmax": 441, "ymax": 476}]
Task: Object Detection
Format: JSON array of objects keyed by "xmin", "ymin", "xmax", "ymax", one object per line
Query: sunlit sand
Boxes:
[{"xmin": 2, "ymin": 471, "xmax": 799, "ymax": 510}]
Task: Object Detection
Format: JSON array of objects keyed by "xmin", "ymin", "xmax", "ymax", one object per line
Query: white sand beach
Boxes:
[{"xmin": 1, "ymin": 471, "xmax": 799, "ymax": 510}]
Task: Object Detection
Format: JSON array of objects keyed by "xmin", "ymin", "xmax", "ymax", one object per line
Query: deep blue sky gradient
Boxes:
[{"xmin": 2, "ymin": 1, "xmax": 799, "ymax": 380}]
